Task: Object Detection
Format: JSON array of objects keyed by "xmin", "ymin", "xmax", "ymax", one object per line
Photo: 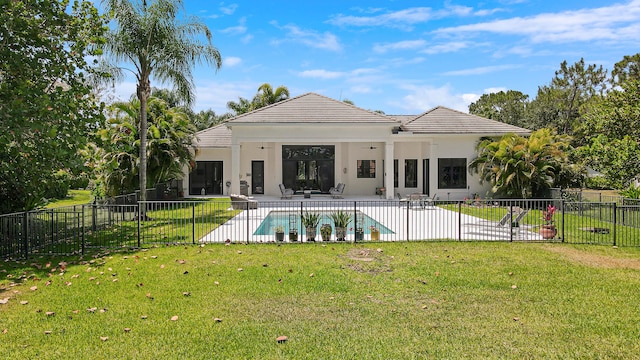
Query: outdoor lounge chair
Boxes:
[
  {"xmin": 329, "ymin": 183, "xmax": 345, "ymax": 198},
  {"xmin": 497, "ymin": 207, "xmax": 529, "ymax": 227},
  {"xmin": 230, "ymin": 194, "xmax": 258, "ymax": 210},
  {"xmin": 279, "ymin": 184, "xmax": 294, "ymax": 199}
]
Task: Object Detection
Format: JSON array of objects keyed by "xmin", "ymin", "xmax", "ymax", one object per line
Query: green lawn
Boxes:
[
  {"xmin": 45, "ymin": 189, "xmax": 92, "ymax": 208},
  {"xmin": 1, "ymin": 242, "xmax": 639, "ymax": 359}
]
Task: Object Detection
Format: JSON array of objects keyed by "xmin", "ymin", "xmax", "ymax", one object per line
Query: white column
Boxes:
[
  {"xmin": 430, "ymin": 142, "xmax": 438, "ymax": 198},
  {"xmin": 231, "ymin": 143, "xmax": 240, "ymax": 195},
  {"xmin": 384, "ymin": 141, "xmax": 394, "ymax": 199}
]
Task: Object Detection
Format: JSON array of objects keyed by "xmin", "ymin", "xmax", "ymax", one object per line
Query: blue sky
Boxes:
[{"xmin": 112, "ymin": 0, "xmax": 640, "ymax": 115}]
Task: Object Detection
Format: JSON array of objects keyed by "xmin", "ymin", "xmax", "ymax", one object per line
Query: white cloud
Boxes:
[
  {"xmin": 223, "ymin": 57, "xmax": 242, "ymax": 67},
  {"xmin": 328, "ymin": 5, "xmax": 501, "ymax": 30},
  {"xmin": 422, "ymin": 41, "xmax": 469, "ymax": 54},
  {"xmin": 435, "ymin": 1, "xmax": 640, "ymax": 43},
  {"xmin": 442, "ymin": 64, "xmax": 519, "ymax": 76},
  {"xmin": 373, "ymin": 40, "xmax": 427, "ymax": 53},
  {"xmin": 271, "ymin": 22, "xmax": 342, "ymax": 51},
  {"xmin": 219, "ymin": 3, "xmax": 238, "ymax": 15},
  {"xmin": 110, "ymin": 81, "xmax": 137, "ymax": 103},
  {"xmin": 298, "ymin": 69, "xmax": 345, "ymax": 79},
  {"xmin": 350, "ymin": 85, "xmax": 373, "ymax": 94},
  {"xmin": 220, "ymin": 17, "xmax": 247, "ymax": 35},
  {"xmin": 297, "ymin": 67, "xmax": 378, "ymax": 80},
  {"xmin": 395, "ymin": 84, "xmax": 474, "ymax": 113},
  {"xmin": 193, "ymin": 80, "xmax": 257, "ymax": 113},
  {"xmin": 483, "ymin": 87, "xmax": 507, "ymax": 94}
]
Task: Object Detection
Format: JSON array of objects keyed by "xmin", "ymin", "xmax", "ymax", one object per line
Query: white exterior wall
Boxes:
[
  {"xmin": 181, "ymin": 148, "xmax": 232, "ymax": 196},
  {"xmin": 185, "ymin": 125, "xmax": 492, "ymax": 200}
]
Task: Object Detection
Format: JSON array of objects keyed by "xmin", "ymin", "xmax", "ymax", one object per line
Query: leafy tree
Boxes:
[
  {"xmin": 611, "ymin": 53, "xmax": 640, "ymax": 87},
  {"xmin": 192, "ymin": 109, "xmax": 232, "ymax": 131},
  {"xmin": 226, "ymin": 96, "xmax": 254, "ymax": 116},
  {"xmin": 101, "ymin": 0, "xmax": 221, "ymax": 203},
  {"xmin": 93, "ymin": 97, "xmax": 196, "ymax": 197},
  {"xmin": 252, "ymin": 83, "xmax": 290, "ymax": 108},
  {"xmin": 575, "ymin": 80, "xmax": 640, "ymax": 189},
  {"xmin": 468, "ymin": 90, "xmax": 530, "ymax": 128},
  {"xmin": 227, "ymin": 83, "xmax": 290, "ymax": 115},
  {"xmin": 0, "ymin": 0, "xmax": 106, "ymax": 212},
  {"xmin": 536, "ymin": 58, "xmax": 607, "ymax": 134},
  {"xmin": 574, "ymin": 135, "xmax": 640, "ymax": 190},
  {"xmin": 469, "ymin": 129, "xmax": 572, "ymax": 198}
]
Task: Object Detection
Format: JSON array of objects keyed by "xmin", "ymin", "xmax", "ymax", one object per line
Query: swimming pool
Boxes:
[{"xmin": 253, "ymin": 210, "xmax": 394, "ymax": 236}]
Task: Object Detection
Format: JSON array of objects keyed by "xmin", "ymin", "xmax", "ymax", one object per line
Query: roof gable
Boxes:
[
  {"xmin": 401, "ymin": 106, "xmax": 531, "ymax": 135},
  {"xmin": 227, "ymin": 92, "xmax": 400, "ymax": 125}
]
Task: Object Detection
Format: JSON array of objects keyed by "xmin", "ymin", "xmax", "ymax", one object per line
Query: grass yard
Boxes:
[
  {"xmin": 1, "ymin": 242, "xmax": 640, "ymax": 359},
  {"xmin": 45, "ymin": 189, "xmax": 92, "ymax": 208}
]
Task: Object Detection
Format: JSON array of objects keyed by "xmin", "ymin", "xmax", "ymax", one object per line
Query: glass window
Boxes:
[
  {"xmin": 405, "ymin": 159, "xmax": 417, "ymax": 188},
  {"xmin": 438, "ymin": 158, "xmax": 467, "ymax": 189},
  {"xmin": 357, "ymin": 160, "xmax": 376, "ymax": 178}
]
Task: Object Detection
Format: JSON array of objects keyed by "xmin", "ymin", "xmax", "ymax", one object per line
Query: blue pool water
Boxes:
[{"xmin": 253, "ymin": 210, "xmax": 394, "ymax": 235}]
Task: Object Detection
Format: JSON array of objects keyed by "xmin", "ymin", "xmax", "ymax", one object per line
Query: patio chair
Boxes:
[
  {"xmin": 230, "ymin": 194, "xmax": 258, "ymax": 210},
  {"xmin": 422, "ymin": 193, "xmax": 438, "ymax": 207},
  {"xmin": 497, "ymin": 207, "xmax": 528, "ymax": 227},
  {"xmin": 279, "ymin": 184, "xmax": 294, "ymax": 199},
  {"xmin": 329, "ymin": 183, "xmax": 345, "ymax": 198},
  {"xmin": 397, "ymin": 193, "xmax": 410, "ymax": 207}
]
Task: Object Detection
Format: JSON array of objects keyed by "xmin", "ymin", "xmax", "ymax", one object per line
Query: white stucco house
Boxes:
[{"xmin": 182, "ymin": 92, "xmax": 530, "ymax": 200}]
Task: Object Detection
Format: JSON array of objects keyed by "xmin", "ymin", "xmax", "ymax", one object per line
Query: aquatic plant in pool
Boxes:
[{"xmin": 253, "ymin": 210, "xmax": 394, "ymax": 236}]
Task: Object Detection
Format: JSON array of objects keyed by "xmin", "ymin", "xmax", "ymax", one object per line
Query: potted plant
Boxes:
[
  {"xmin": 369, "ymin": 225, "xmax": 380, "ymax": 241},
  {"xmin": 539, "ymin": 204, "xmax": 557, "ymax": 239},
  {"xmin": 320, "ymin": 223, "xmax": 332, "ymax": 241},
  {"xmin": 329, "ymin": 210, "xmax": 352, "ymax": 241},
  {"xmin": 301, "ymin": 212, "xmax": 321, "ymax": 242},
  {"xmin": 289, "ymin": 228, "xmax": 298, "ymax": 242},
  {"xmin": 274, "ymin": 225, "xmax": 285, "ymax": 242}
]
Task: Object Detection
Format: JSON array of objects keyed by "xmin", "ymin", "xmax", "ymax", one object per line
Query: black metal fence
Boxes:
[{"xmin": 2, "ymin": 197, "xmax": 640, "ymax": 259}]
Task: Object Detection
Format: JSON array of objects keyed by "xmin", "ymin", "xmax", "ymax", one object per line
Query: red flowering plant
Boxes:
[{"xmin": 542, "ymin": 204, "xmax": 557, "ymax": 226}]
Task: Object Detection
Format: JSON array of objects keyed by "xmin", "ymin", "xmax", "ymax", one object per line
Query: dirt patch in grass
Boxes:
[
  {"xmin": 343, "ymin": 248, "xmax": 392, "ymax": 273},
  {"xmin": 543, "ymin": 245, "xmax": 640, "ymax": 270}
]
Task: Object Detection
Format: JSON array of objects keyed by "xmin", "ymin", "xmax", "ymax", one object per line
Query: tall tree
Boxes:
[
  {"xmin": 0, "ymin": 0, "xmax": 106, "ymax": 212},
  {"xmin": 468, "ymin": 90, "xmax": 530, "ymax": 128},
  {"xmin": 576, "ymin": 80, "xmax": 640, "ymax": 188},
  {"xmin": 536, "ymin": 58, "xmax": 607, "ymax": 134},
  {"xmin": 101, "ymin": 0, "xmax": 221, "ymax": 204},
  {"xmin": 611, "ymin": 53, "xmax": 640, "ymax": 87},
  {"xmin": 93, "ymin": 97, "xmax": 197, "ymax": 197}
]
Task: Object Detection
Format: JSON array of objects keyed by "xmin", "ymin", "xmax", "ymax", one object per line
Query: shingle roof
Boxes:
[
  {"xmin": 401, "ymin": 106, "xmax": 531, "ymax": 135},
  {"xmin": 194, "ymin": 123, "xmax": 232, "ymax": 147},
  {"xmin": 227, "ymin": 92, "xmax": 400, "ymax": 125}
]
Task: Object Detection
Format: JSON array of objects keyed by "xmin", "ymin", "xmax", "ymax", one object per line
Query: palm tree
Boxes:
[
  {"xmin": 469, "ymin": 129, "xmax": 571, "ymax": 198},
  {"xmin": 227, "ymin": 83, "xmax": 290, "ymax": 115},
  {"xmin": 102, "ymin": 0, "xmax": 221, "ymax": 205},
  {"xmin": 252, "ymin": 83, "xmax": 290, "ymax": 108},
  {"xmin": 95, "ymin": 97, "xmax": 197, "ymax": 197}
]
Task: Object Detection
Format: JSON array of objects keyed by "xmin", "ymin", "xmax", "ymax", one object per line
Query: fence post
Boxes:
[
  {"xmin": 22, "ymin": 212, "xmax": 29, "ymax": 259},
  {"xmin": 246, "ymin": 201, "xmax": 250, "ymax": 244},
  {"xmin": 92, "ymin": 203, "xmax": 97, "ymax": 232},
  {"xmin": 406, "ymin": 200, "xmax": 410, "ymax": 241},
  {"xmin": 81, "ymin": 205, "xmax": 86, "ymax": 255},
  {"xmin": 612, "ymin": 202, "xmax": 617, "ymax": 247},
  {"xmin": 192, "ymin": 203, "xmax": 196, "ymax": 245},
  {"xmin": 137, "ymin": 203, "xmax": 141, "ymax": 248},
  {"xmin": 458, "ymin": 201, "xmax": 462, "ymax": 241},
  {"xmin": 353, "ymin": 201, "xmax": 357, "ymax": 243},
  {"xmin": 561, "ymin": 200, "xmax": 565, "ymax": 243},
  {"xmin": 509, "ymin": 204, "xmax": 513, "ymax": 242}
]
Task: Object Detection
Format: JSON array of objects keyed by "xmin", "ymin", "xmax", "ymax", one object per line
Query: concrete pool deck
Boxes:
[{"xmin": 197, "ymin": 196, "xmax": 546, "ymax": 243}]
